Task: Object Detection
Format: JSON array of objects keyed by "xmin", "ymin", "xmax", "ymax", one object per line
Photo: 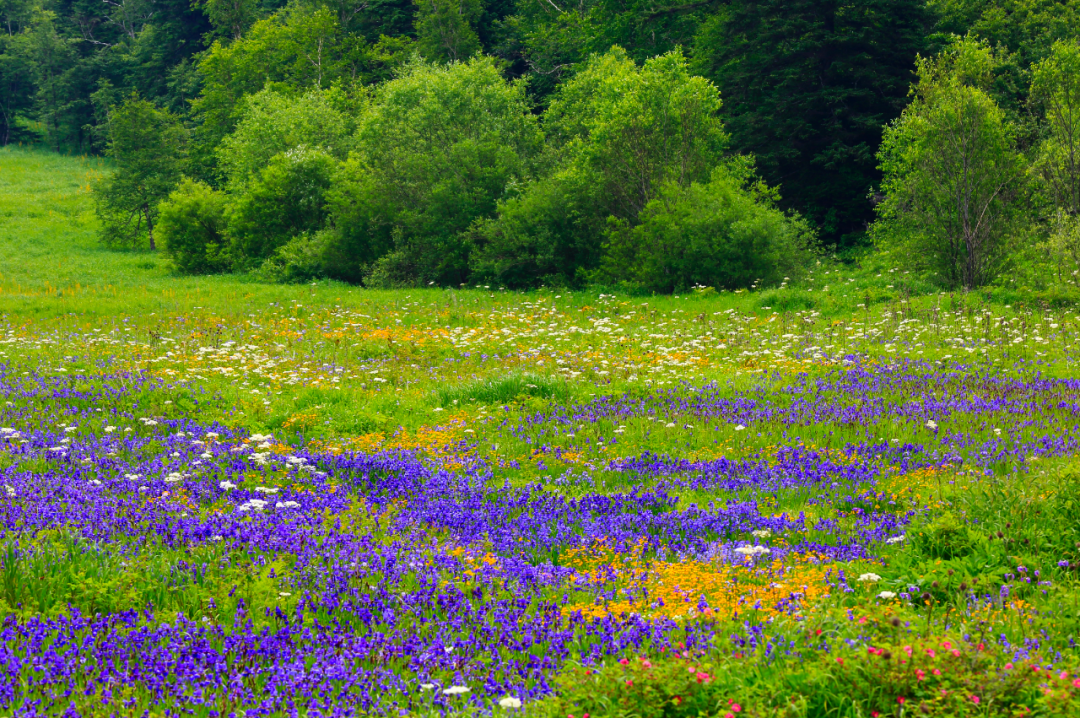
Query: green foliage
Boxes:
[
  {"xmin": 693, "ymin": 0, "xmax": 932, "ymax": 247},
  {"xmin": 0, "ymin": 8, "xmax": 39, "ymax": 146},
  {"xmin": 0, "ymin": 530, "xmax": 296, "ymax": 625},
  {"xmin": 414, "ymin": 0, "xmax": 483, "ymax": 62},
  {"xmin": 473, "ymin": 47, "xmax": 730, "ymax": 289},
  {"xmin": 546, "ymin": 47, "xmax": 726, "ymax": 222},
  {"xmin": 198, "ymin": 0, "xmax": 259, "ymax": 39},
  {"xmin": 331, "ymin": 55, "xmax": 543, "ymax": 286},
  {"xmin": 598, "ymin": 166, "xmax": 816, "ymax": 293},
  {"xmin": 470, "ymin": 173, "xmax": 600, "ymax": 288},
  {"xmin": 94, "ymin": 96, "xmax": 187, "ymax": 251},
  {"xmin": 227, "ymin": 146, "xmax": 337, "ymax": 267},
  {"xmin": 256, "ymin": 229, "xmax": 335, "ymax": 283},
  {"xmin": 933, "ymin": 0, "xmax": 1080, "ymax": 69},
  {"xmin": 1031, "ymin": 41, "xmax": 1080, "ymax": 216},
  {"xmin": 874, "ymin": 38, "xmax": 1028, "ymax": 289},
  {"xmin": 191, "ymin": 5, "xmax": 397, "ymax": 163},
  {"xmin": 158, "ymin": 178, "xmax": 231, "ymax": 275},
  {"xmin": 217, "ymin": 87, "xmax": 352, "ymax": 190},
  {"xmin": 502, "ymin": 0, "xmax": 712, "ymax": 102}
]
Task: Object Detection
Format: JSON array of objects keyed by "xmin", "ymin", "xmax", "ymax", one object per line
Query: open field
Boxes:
[{"xmin": 4, "ymin": 147, "xmax": 1080, "ymax": 716}]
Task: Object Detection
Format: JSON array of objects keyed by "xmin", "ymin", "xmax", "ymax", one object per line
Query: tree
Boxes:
[
  {"xmin": 328, "ymin": 55, "xmax": 543, "ymax": 286},
  {"xmin": 1031, "ymin": 40, "xmax": 1080, "ymax": 215},
  {"xmin": 874, "ymin": 39, "xmax": 1027, "ymax": 289},
  {"xmin": 501, "ymin": 0, "xmax": 716, "ymax": 101},
  {"xmin": 693, "ymin": 0, "xmax": 932, "ymax": 247},
  {"xmin": 94, "ymin": 95, "xmax": 187, "ymax": 249},
  {"xmin": 17, "ymin": 12, "xmax": 79, "ymax": 151},
  {"xmin": 472, "ymin": 47, "xmax": 729, "ymax": 288},
  {"xmin": 216, "ymin": 87, "xmax": 351, "ymax": 190},
  {"xmin": 0, "ymin": 28, "xmax": 34, "ymax": 145},
  {"xmin": 546, "ymin": 47, "xmax": 727, "ymax": 222},
  {"xmin": 191, "ymin": 5, "xmax": 380, "ymax": 163},
  {"xmin": 198, "ymin": 0, "xmax": 259, "ymax": 39},
  {"xmin": 414, "ymin": 0, "xmax": 482, "ymax": 62},
  {"xmin": 932, "ymin": 0, "xmax": 1080, "ymax": 68}
]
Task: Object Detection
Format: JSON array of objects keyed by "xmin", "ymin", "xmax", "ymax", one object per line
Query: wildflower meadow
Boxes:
[{"xmin": 4, "ymin": 149, "xmax": 1080, "ymax": 717}]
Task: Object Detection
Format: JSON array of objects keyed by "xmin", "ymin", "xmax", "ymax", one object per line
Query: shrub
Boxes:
[
  {"xmin": 597, "ymin": 165, "xmax": 815, "ymax": 293},
  {"xmin": 255, "ymin": 230, "xmax": 332, "ymax": 283},
  {"xmin": 227, "ymin": 146, "xmax": 336, "ymax": 268},
  {"xmin": 469, "ymin": 175, "xmax": 603, "ymax": 288},
  {"xmin": 157, "ymin": 178, "xmax": 231, "ymax": 274}
]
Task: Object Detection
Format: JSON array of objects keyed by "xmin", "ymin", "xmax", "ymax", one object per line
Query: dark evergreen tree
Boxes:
[{"xmin": 693, "ymin": 0, "xmax": 933, "ymax": 248}]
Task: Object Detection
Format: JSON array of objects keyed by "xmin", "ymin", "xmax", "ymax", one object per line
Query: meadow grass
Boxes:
[{"xmin": 1, "ymin": 146, "xmax": 1080, "ymax": 716}]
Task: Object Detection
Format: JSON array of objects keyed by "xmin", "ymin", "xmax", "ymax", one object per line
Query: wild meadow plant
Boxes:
[{"xmin": 4, "ymin": 151, "xmax": 1080, "ymax": 715}]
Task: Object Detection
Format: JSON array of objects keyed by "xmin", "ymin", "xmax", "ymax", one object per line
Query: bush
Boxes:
[
  {"xmin": 255, "ymin": 230, "xmax": 332, "ymax": 283},
  {"xmin": 227, "ymin": 146, "xmax": 337, "ymax": 268},
  {"xmin": 157, "ymin": 178, "xmax": 231, "ymax": 274},
  {"xmin": 597, "ymin": 165, "xmax": 815, "ymax": 293},
  {"xmin": 329, "ymin": 55, "xmax": 544, "ymax": 287},
  {"xmin": 469, "ymin": 175, "xmax": 603, "ymax": 288}
]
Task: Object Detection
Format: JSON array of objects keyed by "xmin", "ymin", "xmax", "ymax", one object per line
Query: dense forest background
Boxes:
[{"xmin": 4, "ymin": 0, "xmax": 1080, "ymax": 292}]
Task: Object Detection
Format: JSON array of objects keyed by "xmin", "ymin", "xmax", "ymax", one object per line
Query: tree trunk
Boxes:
[{"xmin": 144, "ymin": 203, "xmax": 155, "ymax": 250}]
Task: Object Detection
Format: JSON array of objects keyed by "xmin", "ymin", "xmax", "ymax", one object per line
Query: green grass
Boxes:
[
  {"xmin": 0, "ymin": 144, "xmax": 1059, "ymax": 323},
  {"xmin": 5, "ymin": 146, "xmax": 1080, "ymax": 716}
]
